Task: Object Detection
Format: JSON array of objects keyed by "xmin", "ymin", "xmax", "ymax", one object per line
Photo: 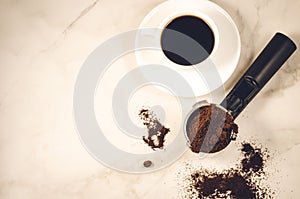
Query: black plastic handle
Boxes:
[{"xmin": 220, "ymin": 32, "xmax": 297, "ymax": 119}]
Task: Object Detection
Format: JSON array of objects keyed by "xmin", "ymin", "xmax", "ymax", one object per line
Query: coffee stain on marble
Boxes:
[
  {"xmin": 248, "ymin": 0, "xmax": 271, "ymax": 44},
  {"xmin": 266, "ymin": 129, "xmax": 300, "ymax": 154},
  {"xmin": 262, "ymin": 57, "xmax": 300, "ymax": 97}
]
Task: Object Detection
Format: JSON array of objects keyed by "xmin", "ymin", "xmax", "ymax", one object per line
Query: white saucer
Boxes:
[{"xmin": 135, "ymin": 0, "xmax": 241, "ymax": 97}]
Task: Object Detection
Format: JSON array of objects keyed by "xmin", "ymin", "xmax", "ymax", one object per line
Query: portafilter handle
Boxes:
[{"xmin": 220, "ymin": 32, "xmax": 297, "ymax": 119}]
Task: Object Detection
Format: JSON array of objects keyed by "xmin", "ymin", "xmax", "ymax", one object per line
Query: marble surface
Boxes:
[{"xmin": 0, "ymin": 0, "xmax": 300, "ymax": 198}]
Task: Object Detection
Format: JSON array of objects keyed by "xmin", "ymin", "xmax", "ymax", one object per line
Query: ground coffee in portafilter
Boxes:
[{"xmin": 186, "ymin": 104, "xmax": 238, "ymax": 153}]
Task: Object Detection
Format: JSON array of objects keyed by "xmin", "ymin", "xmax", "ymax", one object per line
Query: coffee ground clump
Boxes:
[
  {"xmin": 138, "ymin": 108, "xmax": 170, "ymax": 150},
  {"xmin": 182, "ymin": 143, "xmax": 273, "ymax": 199},
  {"xmin": 241, "ymin": 143, "xmax": 265, "ymax": 173},
  {"xmin": 186, "ymin": 104, "xmax": 238, "ymax": 153}
]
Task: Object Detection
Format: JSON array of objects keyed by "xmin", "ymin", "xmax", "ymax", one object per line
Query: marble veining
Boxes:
[
  {"xmin": 0, "ymin": 0, "xmax": 299, "ymax": 198},
  {"xmin": 62, "ymin": 0, "xmax": 101, "ymax": 34}
]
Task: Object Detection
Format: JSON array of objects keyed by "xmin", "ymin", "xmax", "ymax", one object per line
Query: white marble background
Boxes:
[{"xmin": 0, "ymin": 0, "xmax": 300, "ymax": 198}]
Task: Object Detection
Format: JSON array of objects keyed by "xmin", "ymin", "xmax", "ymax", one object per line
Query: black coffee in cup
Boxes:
[{"xmin": 161, "ymin": 15, "xmax": 215, "ymax": 66}]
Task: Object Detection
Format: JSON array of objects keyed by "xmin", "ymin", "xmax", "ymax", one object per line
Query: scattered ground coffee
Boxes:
[
  {"xmin": 241, "ymin": 143, "xmax": 265, "ymax": 173},
  {"xmin": 186, "ymin": 104, "xmax": 239, "ymax": 153},
  {"xmin": 182, "ymin": 142, "xmax": 273, "ymax": 199},
  {"xmin": 138, "ymin": 108, "xmax": 170, "ymax": 150}
]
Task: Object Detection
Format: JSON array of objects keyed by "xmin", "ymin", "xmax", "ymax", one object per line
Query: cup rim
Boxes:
[
  {"xmin": 135, "ymin": 0, "xmax": 241, "ymax": 97},
  {"xmin": 158, "ymin": 12, "xmax": 220, "ymax": 69}
]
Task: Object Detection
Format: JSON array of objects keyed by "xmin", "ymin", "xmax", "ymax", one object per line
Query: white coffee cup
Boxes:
[{"xmin": 135, "ymin": 0, "xmax": 240, "ymax": 97}]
